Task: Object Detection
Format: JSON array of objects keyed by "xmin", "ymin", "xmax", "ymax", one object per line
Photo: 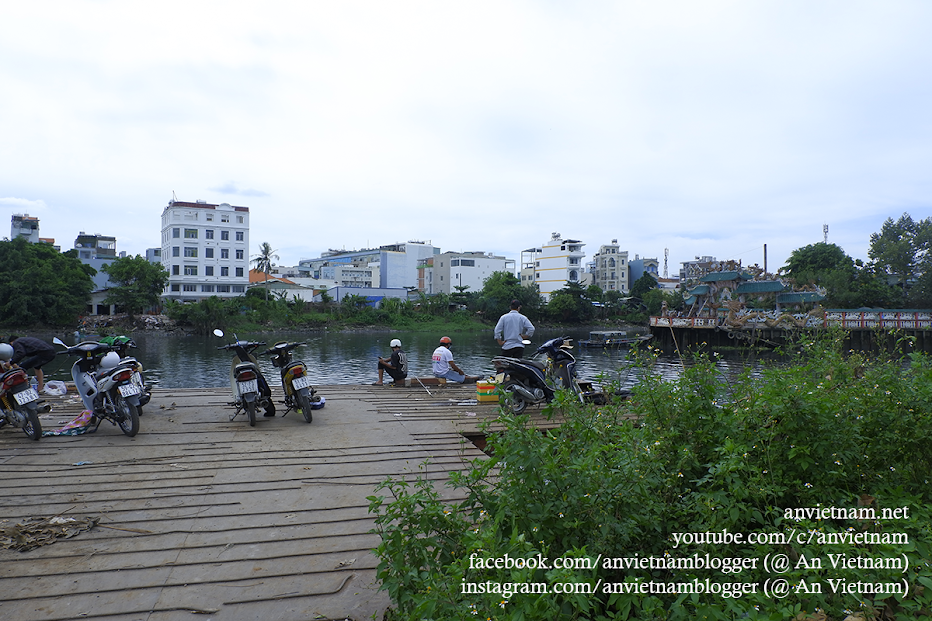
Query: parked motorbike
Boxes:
[
  {"xmin": 52, "ymin": 338, "xmax": 141, "ymax": 437},
  {"xmin": 258, "ymin": 341, "xmax": 320, "ymax": 423},
  {"xmin": 98, "ymin": 336, "xmax": 151, "ymax": 413},
  {"xmin": 213, "ymin": 329, "xmax": 275, "ymax": 427},
  {"xmin": 0, "ymin": 361, "xmax": 42, "ymax": 440},
  {"xmin": 492, "ymin": 337, "xmax": 583, "ymax": 414}
]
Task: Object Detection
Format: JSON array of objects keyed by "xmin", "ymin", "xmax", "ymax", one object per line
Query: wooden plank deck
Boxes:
[{"xmin": 0, "ymin": 383, "xmax": 561, "ymax": 621}]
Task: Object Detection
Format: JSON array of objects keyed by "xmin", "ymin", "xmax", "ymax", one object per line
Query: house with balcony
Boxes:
[
  {"xmin": 590, "ymin": 240, "xmax": 629, "ymax": 294},
  {"xmin": 526, "ymin": 232, "xmax": 586, "ymax": 300}
]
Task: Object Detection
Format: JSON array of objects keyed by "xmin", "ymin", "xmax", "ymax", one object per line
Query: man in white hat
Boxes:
[{"xmin": 375, "ymin": 338, "xmax": 408, "ymax": 385}]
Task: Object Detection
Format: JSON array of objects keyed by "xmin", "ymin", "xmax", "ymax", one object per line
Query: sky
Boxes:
[{"xmin": 2, "ymin": 1, "xmax": 930, "ymax": 278}]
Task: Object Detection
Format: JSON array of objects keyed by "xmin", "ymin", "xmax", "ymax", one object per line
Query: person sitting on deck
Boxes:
[
  {"xmin": 375, "ymin": 339, "xmax": 408, "ymax": 385},
  {"xmin": 431, "ymin": 336, "xmax": 480, "ymax": 384}
]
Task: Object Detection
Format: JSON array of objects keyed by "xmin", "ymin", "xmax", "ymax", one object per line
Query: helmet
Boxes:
[
  {"xmin": 0, "ymin": 343, "xmax": 12, "ymax": 361},
  {"xmin": 439, "ymin": 336, "xmax": 452, "ymax": 344},
  {"xmin": 100, "ymin": 352, "xmax": 121, "ymax": 369},
  {"xmin": 390, "ymin": 339, "xmax": 402, "ymax": 348}
]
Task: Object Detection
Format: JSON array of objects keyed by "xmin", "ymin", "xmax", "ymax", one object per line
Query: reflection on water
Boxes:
[{"xmin": 42, "ymin": 327, "xmax": 779, "ymax": 390}]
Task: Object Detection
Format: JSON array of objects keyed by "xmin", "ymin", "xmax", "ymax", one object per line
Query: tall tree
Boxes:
[
  {"xmin": 868, "ymin": 213, "xmax": 932, "ymax": 304},
  {"xmin": 102, "ymin": 255, "xmax": 170, "ymax": 316},
  {"xmin": 473, "ymin": 271, "xmax": 540, "ymax": 322},
  {"xmin": 781, "ymin": 243, "xmax": 854, "ymax": 280},
  {"xmin": 629, "ymin": 273, "xmax": 659, "ymax": 298},
  {"xmin": 0, "ymin": 238, "xmax": 95, "ymax": 326},
  {"xmin": 251, "ymin": 242, "xmax": 279, "ymax": 301}
]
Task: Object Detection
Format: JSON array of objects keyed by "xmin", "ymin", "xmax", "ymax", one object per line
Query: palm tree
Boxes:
[{"xmin": 251, "ymin": 242, "xmax": 280, "ymax": 301}]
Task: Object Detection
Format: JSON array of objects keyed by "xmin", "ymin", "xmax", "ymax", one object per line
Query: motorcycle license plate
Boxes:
[
  {"xmin": 118, "ymin": 383, "xmax": 140, "ymax": 397},
  {"xmin": 292, "ymin": 375, "xmax": 312, "ymax": 390},
  {"xmin": 14, "ymin": 388, "xmax": 39, "ymax": 405},
  {"xmin": 238, "ymin": 379, "xmax": 258, "ymax": 394}
]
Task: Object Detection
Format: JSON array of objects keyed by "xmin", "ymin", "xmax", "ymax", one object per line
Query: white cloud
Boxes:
[{"xmin": 1, "ymin": 1, "xmax": 930, "ymax": 270}]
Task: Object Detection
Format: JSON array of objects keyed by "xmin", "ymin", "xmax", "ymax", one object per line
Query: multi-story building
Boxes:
[
  {"xmin": 11, "ymin": 214, "xmax": 40, "ymax": 243},
  {"xmin": 75, "ymin": 233, "xmax": 117, "ymax": 260},
  {"xmin": 526, "ymin": 232, "xmax": 586, "ymax": 300},
  {"xmin": 679, "ymin": 256, "xmax": 718, "ymax": 286},
  {"xmin": 590, "ymin": 240, "xmax": 629, "ymax": 294},
  {"xmin": 298, "ymin": 241, "xmax": 438, "ymax": 291},
  {"xmin": 628, "ymin": 255, "xmax": 660, "ymax": 287},
  {"xmin": 318, "ymin": 263, "xmax": 380, "ymax": 288},
  {"xmin": 160, "ymin": 200, "xmax": 250, "ymax": 301},
  {"xmin": 520, "ymin": 247, "xmax": 542, "ymax": 288},
  {"xmin": 420, "ymin": 251, "xmax": 515, "ymax": 294},
  {"xmin": 10, "ymin": 214, "xmax": 56, "ymax": 247}
]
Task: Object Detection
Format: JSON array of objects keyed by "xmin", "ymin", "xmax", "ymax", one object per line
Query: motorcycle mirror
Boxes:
[
  {"xmin": 53, "ymin": 337, "xmax": 66, "ymax": 346},
  {"xmin": 213, "ymin": 329, "xmax": 224, "ymax": 338}
]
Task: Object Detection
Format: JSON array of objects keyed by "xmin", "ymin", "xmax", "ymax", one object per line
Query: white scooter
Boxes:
[
  {"xmin": 214, "ymin": 329, "xmax": 275, "ymax": 427},
  {"xmin": 53, "ymin": 338, "xmax": 141, "ymax": 437}
]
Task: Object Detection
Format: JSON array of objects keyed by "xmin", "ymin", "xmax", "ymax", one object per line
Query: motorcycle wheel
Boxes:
[
  {"xmin": 296, "ymin": 391, "xmax": 313, "ymax": 424},
  {"xmin": 20, "ymin": 406, "xmax": 42, "ymax": 440},
  {"xmin": 245, "ymin": 400, "xmax": 257, "ymax": 427},
  {"xmin": 501, "ymin": 382, "xmax": 528, "ymax": 415},
  {"xmin": 111, "ymin": 392, "xmax": 140, "ymax": 437}
]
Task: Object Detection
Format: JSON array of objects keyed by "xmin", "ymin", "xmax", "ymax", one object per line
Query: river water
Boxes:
[{"xmin": 40, "ymin": 327, "xmax": 775, "ymax": 390}]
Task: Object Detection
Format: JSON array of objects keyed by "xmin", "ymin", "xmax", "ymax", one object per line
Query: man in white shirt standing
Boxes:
[
  {"xmin": 432, "ymin": 336, "xmax": 479, "ymax": 383},
  {"xmin": 494, "ymin": 299, "xmax": 535, "ymax": 357}
]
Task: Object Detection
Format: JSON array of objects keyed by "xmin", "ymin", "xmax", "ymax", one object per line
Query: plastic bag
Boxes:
[{"xmin": 44, "ymin": 380, "xmax": 68, "ymax": 396}]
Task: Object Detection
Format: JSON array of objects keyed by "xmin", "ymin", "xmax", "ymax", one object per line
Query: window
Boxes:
[
  {"xmin": 220, "ymin": 249, "xmax": 229, "ymax": 259},
  {"xmin": 205, "ymin": 229, "xmax": 214, "ymax": 239},
  {"xmin": 451, "ymin": 260, "xmax": 460, "ymax": 266},
  {"xmin": 221, "ymin": 267, "xmax": 229, "ymax": 277},
  {"xmin": 172, "ymin": 228, "xmax": 180, "ymax": 238},
  {"xmin": 184, "ymin": 266, "xmax": 198, "ymax": 276},
  {"xmin": 205, "ymin": 266, "xmax": 214, "ymax": 276},
  {"xmin": 217, "ymin": 284, "xmax": 231, "ymax": 293},
  {"xmin": 206, "ymin": 213, "xmax": 214, "ymax": 222},
  {"xmin": 235, "ymin": 231, "xmax": 244, "ymax": 241},
  {"xmin": 205, "ymin": 248, "xmax": 214, "ymax": 258},
  {"xmin": 236, "ymin": 215, "xmax": 244, "ymax": 223},
  {"xmin": 184, "ymin": 229, "xmax": 198, "ymax": 239},
  {"xmin": 202, "ymin": 285, "xmax": 215, "ymax": 292},
  {"xmin": 172, "ymin": 247, "xmax": 180, "ymax": 257},
  {"xmin": 183, "ymin": 284, "xmax": 197, "ymax": 292},
  {"xmin": 460, "ymin": 259, "xmax": 475, "ymax": 267},
  {"xmin": 184, "ymin": 247, "xmax": 197, "ymax": 258},
  {"xmin": 235, "ymin": 267, "xmax": 243, "ymax": 277},
  {"xmin": 232, "ymin": 285, "xmax": 245, "ymax": 293},
  {"xmin": 172, "ymin": 265, "xmax": 180, "ymax": 275},
  {"xmin": 569, "ymin": 270, "xmax": 578, "ymax": 281},
  {"xmin": 235, "ymin": 249, "xmax": 244, "ymax": 260},
  {"xmin": 221, "ymin": 214, "xmax": 230, "ymax": 222},
  {"xmin": 221, "ymin": 231, "xmax": 229, "ymax": 241},
  {"xmin": 171, "ymin": 284, "xmax": 180, "ymax": 291}
]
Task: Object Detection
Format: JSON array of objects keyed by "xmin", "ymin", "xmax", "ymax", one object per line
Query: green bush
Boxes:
[{"xmin": 368, "ymin": 334, "xmax": 932, "ymax": 620}]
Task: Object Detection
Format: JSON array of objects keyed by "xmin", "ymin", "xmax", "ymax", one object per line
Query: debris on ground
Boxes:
[{"xmin": 1, "ymin": 515, "xmax": 100, "ymax": 552}]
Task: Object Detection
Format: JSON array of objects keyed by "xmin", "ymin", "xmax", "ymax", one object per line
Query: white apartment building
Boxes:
[
  {"xmin": 590, "ymin": 239, "xmax": 629, "ymax": 293},
  {"xmin": 160, "ymin": 200, "xmax": 250, "ymax": 302},
  {"xmin": 527, "ymin": 232, "xmax": 586, "ymax": 300},
  {"xmin": 422, "ymin": 251, "xmax": 515, "ymax": 294}
]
